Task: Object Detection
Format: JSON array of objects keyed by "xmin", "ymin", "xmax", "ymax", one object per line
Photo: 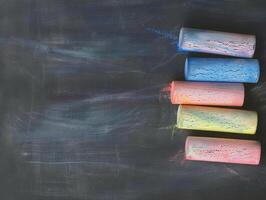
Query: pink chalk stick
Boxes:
[
  {"xmin": 185, "ymin": 136, "xmax": 261, "ymax": 165},
  {"xmin": 170, "ymin": 81, "xmax": 244, "ymax": 106}
]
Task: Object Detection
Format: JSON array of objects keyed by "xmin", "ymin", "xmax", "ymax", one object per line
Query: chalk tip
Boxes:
[{"xmin": 184, "ymin": 58, "xmax": 189, "ymax": 80}]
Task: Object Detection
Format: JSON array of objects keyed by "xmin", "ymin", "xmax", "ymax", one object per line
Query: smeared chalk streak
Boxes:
[{"xmin": 145, "ymin": 27, "xmax": 179, "ymax": 41}]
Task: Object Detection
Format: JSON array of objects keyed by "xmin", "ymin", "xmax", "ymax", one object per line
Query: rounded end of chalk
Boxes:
[
  {"xmin": 184, "ymin": 58, "xmax": 189, "ymax": 80},
  {"xmin": 178, "ymin": 27, "xmax": 184, "ymax": 51},
  {"xmin": 170, "ymin": 81, "xmax": 177, "ymax": 104},
  {"xmin": 254, "ymin": 141, "xmax": 261, "ymax": 165},
  {"xmin": 245, "ymin": 111, "xmax": 258, "ymax": 135},
  {"xmin": 251, "ymin": 35, "xmax": 256, "ymax": 58},
  {"xmin": 255, "ymin": 59, "xmax": 260, "ymax": 83},
  {"xmin": 253, "ymin": 111, "xmax": 259, "ymax": 135},
  {"xmin": 239, "ymin": 83, "xmax": 245, "ymax": 107},
  {"xmin": 176, "ymin": 105, "xmax": 183, "ymax": 128},
  {"xmin": 185, "ymin": 136, "xmax": 191, "ymax": 160}
]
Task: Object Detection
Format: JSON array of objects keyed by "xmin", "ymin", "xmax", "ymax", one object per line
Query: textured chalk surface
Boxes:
[
  {"xmin": 178, "ymin": 27, "xmax": 256, "ymax": 58},
  {"xmin": 185, "ymin": 136, "xmax": 261, "ymax": 165},
  {"xmin": 170, "ymin": 81, "xmax": 244, "ymax": 106},
  {"xmin": 185, "ymin": 57, "xmax": 260, "ymax": 83},
  {"xmin": 176, "ymin": 105, "xmax": 257, "ymax": 134}
]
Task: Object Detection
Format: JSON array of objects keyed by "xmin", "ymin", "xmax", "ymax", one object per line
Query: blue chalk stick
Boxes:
[{"xmin": 185, "ymin": 58, "xmax": 260, "ymax": 83}]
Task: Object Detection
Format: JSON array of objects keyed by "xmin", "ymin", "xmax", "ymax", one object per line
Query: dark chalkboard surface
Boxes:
[{"xmin": 1, "ymin": 1, "xmax": 266, "ymax": 199}]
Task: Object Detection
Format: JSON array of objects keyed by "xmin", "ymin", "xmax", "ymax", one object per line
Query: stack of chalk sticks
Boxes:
[{"xmin": 171, "ymin": 27, "xmax": 261, "ymax": 165}]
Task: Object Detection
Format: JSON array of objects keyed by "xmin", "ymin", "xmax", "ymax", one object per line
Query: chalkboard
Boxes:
[{"xmin": 1, "ymin": 1, "xmax": 266, "ymax": 199}]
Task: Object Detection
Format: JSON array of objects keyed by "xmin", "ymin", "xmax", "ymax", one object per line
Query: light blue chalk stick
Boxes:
[
  {"xmin": 185, "ymin": 57, "xmax": 260, "ymax": 83},
  {"xmin": 178, "ymin": 27, "xmax": 256, "ymax": 58}
]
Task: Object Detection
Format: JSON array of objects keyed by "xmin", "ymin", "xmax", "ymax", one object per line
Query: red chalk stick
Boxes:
[
  {"xmin": 185, "ymin": 136, "xmax": 261, "ymax": 165},
  {"xmin": 170, "ymin": 81, "xmax": 244, "ymax": 106}
]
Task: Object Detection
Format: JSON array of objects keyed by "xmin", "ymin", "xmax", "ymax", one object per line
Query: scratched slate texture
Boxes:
[{"xmin": 1, "ymin": 0, "xmax": 266, "ymax": 200}]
